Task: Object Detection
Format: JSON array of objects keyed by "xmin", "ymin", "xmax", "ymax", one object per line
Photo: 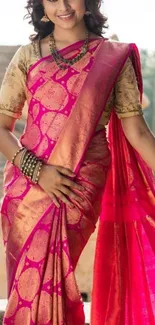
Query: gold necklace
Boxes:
[{"xmin": 49, "ymin": 31, "xmax": 89, "ymax": 70}]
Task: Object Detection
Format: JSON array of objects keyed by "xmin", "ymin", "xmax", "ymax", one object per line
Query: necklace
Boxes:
[{"xmin": 49, "ymin": 31, "xmax": 89, "ymax": 70}]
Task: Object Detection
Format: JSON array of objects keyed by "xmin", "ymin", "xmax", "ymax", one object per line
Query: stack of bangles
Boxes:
[{"xmin": 11, "ymin": 147, "xmax": 43, "ymax": 184}]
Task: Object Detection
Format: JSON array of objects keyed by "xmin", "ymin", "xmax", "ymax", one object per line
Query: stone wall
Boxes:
[{"xmin": 0, "ymin": 46, "xmax": 98, "ymax": 300}]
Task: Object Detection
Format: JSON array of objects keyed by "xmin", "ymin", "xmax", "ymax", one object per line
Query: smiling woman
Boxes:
[
  {"xmin": 25, "ymin": 0, "xmax": 108, "ymax": 41},
  {"xmin": 0, "ymin": 0, "xmax": 155, "ymax": 325}
]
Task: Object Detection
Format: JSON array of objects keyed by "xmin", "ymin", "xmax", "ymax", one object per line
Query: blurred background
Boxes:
[{"xmin": 0, "ymin": 0, "xmax": 155, "ymax": 318}]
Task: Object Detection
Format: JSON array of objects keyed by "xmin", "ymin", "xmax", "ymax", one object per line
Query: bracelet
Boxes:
[
  {"xmin": 32, "ymin": 160, "xmax": 43, "ymax": 184},
  {"xmin": 19, "ymin": 148, "xmax": 43, "ymax": 184},
  {"xmin": 23, "ymin": 155, "xmax": 36, "ymax": 176},
  {"xmin": 21, "ymin": 152, "xmax": 31, "ymax": 173},
  {"xmin": 35, "ymin": 161, "xmax": 43, "ymax": 184},
  {"xmin": 29, "ymin": 157, "xmax": 38, "ymax": 178},
  {"xmin": 20, "ymin": 148, "xmax": 28, "ymax": 168},
  {"xmin": 32, "ymin": 161, "xmax": 40, "ymax": 183},
  {"xmin": 11, "ymin": 147, "xmax": 25, "ymax": 165}
]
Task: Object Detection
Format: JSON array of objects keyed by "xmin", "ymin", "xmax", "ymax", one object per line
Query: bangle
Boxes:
[
  {"xmin": 20, "ymin": 148, "xmax": 28, "ymax": 168},
  {"xmin": 11, "ymin": 147, "xmax": 25, "ymax": 165},
  {"xmin": 32, "ymin": 161, "xmax": 43, "ymax": 184},
  {"xmin": 32, "ymin": 160, "xmax": 40, "ymax": 183},
  {"xmin": 29, "ymin": 157, "xmax": 38, "ymax": 178},
  {"xmin": 21, "ymin": 152, "xmax": 31, "ymax": 173},
  {"xmin": 19, "ymin": 149, "xmax": 43, "ymax": 184},
  {"xmin": 23, "ymin": 155, "xmax": 35, "ymax": 176}
]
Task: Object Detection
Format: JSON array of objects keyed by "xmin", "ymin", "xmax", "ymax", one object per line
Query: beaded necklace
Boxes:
[{"xmin": 49, "ymin": 31, "xmax": 89, "ymax": 70}]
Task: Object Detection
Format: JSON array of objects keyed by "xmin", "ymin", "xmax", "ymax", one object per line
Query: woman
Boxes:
[{"xmin": 0, "ymin": 0, "xmax": 155, "ymax": 324}]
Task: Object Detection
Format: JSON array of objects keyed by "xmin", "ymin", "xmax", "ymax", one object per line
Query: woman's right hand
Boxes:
[{"xmin": 38, "ymin": 164, "xmax": 84, "ymax": 208}]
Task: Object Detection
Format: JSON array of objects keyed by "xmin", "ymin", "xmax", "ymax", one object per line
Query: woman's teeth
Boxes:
[
  {"xmin": 58, "ymin": 12, "xmax": 74, "ymax": 20},
  {"xmin": 60, "ymin": 14, "xmax": 72, "ymax": 17}
]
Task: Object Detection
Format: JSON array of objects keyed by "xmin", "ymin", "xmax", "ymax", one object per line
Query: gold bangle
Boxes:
[
  {"xmin": 32, "ymin": 161, "xmax": 41, "ymax": 183},
  {"xmin": 19, "ymin": 149, "xmax": 43, "ymax": 183},
  {"xmin": 19, "ymin": 148, "xmax": 28, "ymax": 169},
  {"xmin": 11, "ymin": 147, "xmax": 25, "ymax": 165},
  {"xmin": 21, "ymin": 152, "xmax": 31, "ymax": 172},
  {"xmin": 27, "ymin": 157, "xmax": 38, "ymax": 178},
  {"xmin": 33, "ymin": 161, "xmax": 43, "ymax": 184},
  {"xmin": 21, "ymin": 152, "xmax": 40, "ymax": 180},
  {"xmin": 32, "ymin": 161, "xmax": 40, "ymax": 183},
  {"xmin": 24, "ymin": 155, "xmax": 36, "ymax": 176}
]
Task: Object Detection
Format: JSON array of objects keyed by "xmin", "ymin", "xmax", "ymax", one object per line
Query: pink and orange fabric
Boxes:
[{"xmin": 0, "ymin": 38, "xmax": 154, "ymax": 325}]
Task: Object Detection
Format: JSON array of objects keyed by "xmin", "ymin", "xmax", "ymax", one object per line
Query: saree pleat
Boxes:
[{"xmin": 2, "ymin": 128, "xmax": 110, "ymax": 324}]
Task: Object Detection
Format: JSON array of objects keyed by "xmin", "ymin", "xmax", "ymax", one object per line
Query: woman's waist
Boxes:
[
  {"xmin": 3, "ymin": 127, "xmax": 111, "ymax": 188},
  {"xmin": 1, "ymin": 159, "xmax": 109, "ymax": 232},
  {"xmin": 82, "ymin": 127, "xmax": 111, "ymax": 165},
  {"xmin": 2, "ymin": 126, "xmax": 111, "ymax": 215}
]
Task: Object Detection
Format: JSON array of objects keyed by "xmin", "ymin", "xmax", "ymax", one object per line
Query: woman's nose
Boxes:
[{"xmin": 59, "ymin": 0, "xmax": 71, "ymax": 11}]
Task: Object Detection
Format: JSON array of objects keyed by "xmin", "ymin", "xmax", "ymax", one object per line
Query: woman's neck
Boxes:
[{"xmin": 53, "ymin": 22, "xmax": 89, "ymax": 46}]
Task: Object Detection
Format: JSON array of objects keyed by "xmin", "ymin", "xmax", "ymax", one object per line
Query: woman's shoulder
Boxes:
[
  {"xmin": 105, "ymin": 38, "xmax": 130, "ymax": 48},
  {"xmin": 21, "ymin": 41, "xmax": 39, "ymax": 58},
  {"xmin": 16, "ymin": 41, "xmax": 40, "ymax": 72},
  {"xmin": 105, "ymin": 38, "xmax": 139, "ymax": 54}
]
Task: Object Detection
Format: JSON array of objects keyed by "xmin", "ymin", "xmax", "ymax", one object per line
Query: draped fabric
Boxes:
[
  {"xmin": 1, "ymin": 38, "xmax": 111, "ymax": 325},
  {"xmin": 0, "ymin": 38, "xmax": 154, "ymax": 325},
  {"xmin": 91, "ymin": 45, "xmax": 155, "ymax": 325}
]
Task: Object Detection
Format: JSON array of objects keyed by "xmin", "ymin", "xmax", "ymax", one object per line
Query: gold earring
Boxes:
[{"xmin": 41, "ymin": 11, "xmax": 50, "ymax": 22}]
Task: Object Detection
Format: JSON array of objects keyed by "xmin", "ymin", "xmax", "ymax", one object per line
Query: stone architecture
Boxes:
[{"xmin": 0, "ymin": 46, "xmax": 98, "ymax": 303}]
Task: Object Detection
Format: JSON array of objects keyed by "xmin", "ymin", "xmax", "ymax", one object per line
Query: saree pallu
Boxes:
[
  {"xmin": 1, "ymin": 38, "xmax": 155, "ymax": 325},
  {"xmin": 91, "ymin": 46, "xmax": 155, "ymax": 324}
]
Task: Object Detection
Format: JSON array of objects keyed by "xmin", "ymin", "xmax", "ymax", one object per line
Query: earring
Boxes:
[
  {"xmin": 85, "ymin": 10, "xmax": 91, "ymax": 16},
  {"xmin": 41, "ymin": 11, "xmax": 50, "ymax": 22}
]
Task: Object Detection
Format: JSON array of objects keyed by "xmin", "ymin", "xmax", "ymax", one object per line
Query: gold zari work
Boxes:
[{"xmin": 0, "ymin": 42, "xmax": 143, "ymax": 125}]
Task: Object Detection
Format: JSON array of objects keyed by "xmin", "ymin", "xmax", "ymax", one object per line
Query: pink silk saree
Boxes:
[{"xmin": 1, "ymin": 38, "xmax": 155, "ymax": 325}]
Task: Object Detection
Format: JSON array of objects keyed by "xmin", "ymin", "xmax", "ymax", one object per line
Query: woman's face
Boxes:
[{"xmin": 42, "ymin": 0, "xmax": 86, "ymax": 31}]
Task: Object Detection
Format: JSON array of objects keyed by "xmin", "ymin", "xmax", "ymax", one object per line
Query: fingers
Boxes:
[
  {"xmin": 54, "ymin": 166, "xmax": 85, "ymax": 193},
  {"xmin": 56, "ymin": 166, "xmax": 75, "ymax": 177},
  {"xmin": 46, "ymin": 191, "xmax": 60, "ymax": 208},
  {"xmin": 52, "ymin": 193, "xmax": 60, "ymax": 208},
  {"xmin": 62, "ymin": 178, "xmax": 84, "ymax": 191},
  {"xmin": 55, "ymin": 168, "xmax": 84, "ymax": 192},
  {"xmin": 48, "ymin": 186, "xmax": 83, "ymax": 208},
  {"xmin": 59, "ymin": 185, "xmax": 83, "ymax": 203},
  {"xmin": 53, "ymin": 189, "xmax": 73, "ymax": 207}
]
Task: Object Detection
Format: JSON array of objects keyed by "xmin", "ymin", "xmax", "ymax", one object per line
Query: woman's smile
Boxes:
[{"xmin": 57, "ymin": 11, "xmax": 75, "ymax": 21}]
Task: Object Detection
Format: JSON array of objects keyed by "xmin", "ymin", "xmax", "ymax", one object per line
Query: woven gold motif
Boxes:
[{"xmin": 0, "ymin": 42, "xmax": 143, "ymax": 125}]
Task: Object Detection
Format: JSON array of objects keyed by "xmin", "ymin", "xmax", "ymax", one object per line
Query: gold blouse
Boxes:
[{"xmin": 0, "ymin": 42, "xmax": 143, "ymax": 124}]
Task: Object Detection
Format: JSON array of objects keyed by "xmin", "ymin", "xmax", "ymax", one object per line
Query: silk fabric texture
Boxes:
[{"xmin": 0, "ymin": 39, "xmax": 155, "ymax": 325}]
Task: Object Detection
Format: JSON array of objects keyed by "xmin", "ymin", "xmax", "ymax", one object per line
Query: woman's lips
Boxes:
[{"xmin": 57, "ymin": 12, "xmax": 75, "ymax": 21}]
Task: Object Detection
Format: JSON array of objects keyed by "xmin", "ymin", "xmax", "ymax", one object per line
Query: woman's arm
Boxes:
[
  {"xmin": 0, "ymin": 46, "xmax": 28, "ymax": 165},
  {"xmin": 114, "ymin": 55, "xmax": 155, "ymax": 170},
  {"xmin": 0, "ymin": 114, "xmax": 24, "ymax": 167},
  {"xmin": 121, "ymin": 115, "xmax": 155, "ymax": 171}
]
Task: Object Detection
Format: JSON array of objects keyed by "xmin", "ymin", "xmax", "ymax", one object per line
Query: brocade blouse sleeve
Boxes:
[
  {"xmin": 0, "ymin": 46, "xmax": 27, "ymax": 119},
  {"xmin": 114, "ymin": 57, "xmax": 143, "ymax": 119}
]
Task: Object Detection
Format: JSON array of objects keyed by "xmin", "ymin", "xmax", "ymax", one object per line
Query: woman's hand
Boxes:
[{"xmin": 38, "ymin": 164, "xmax": 84, "ymax": 208}]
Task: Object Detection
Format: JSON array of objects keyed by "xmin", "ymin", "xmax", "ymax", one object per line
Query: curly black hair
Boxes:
[{"xmin": 25, "ymin": 0, "xmax": 108, "ymax": 41}]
